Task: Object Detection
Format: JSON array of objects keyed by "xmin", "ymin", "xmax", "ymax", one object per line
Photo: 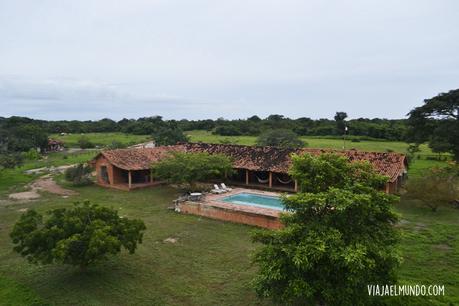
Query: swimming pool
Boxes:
[{"xmin": 222, "ymin": 193, "xmax": 284, "ymax": 210}]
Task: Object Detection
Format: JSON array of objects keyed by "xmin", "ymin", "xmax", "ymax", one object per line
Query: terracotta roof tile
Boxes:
[{"xmin": 94, "ymin": 143, "xmax": 407, "ymax": 182}]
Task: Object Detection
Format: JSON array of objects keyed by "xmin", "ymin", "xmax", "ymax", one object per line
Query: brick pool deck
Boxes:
[{"xmin": 175, "ymin": 188, "xmax": 285, "ymax": 229}]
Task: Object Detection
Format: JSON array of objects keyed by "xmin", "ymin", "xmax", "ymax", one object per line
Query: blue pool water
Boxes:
[{"xmin": 222, "ymin": 193, "xmax": 284, "ymax": 210}]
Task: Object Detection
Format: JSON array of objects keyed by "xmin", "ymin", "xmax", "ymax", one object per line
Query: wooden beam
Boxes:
[
  {"xmin": 268, "ymin": 172, "xmax": 272, "ymax": 188},
  {"xmin": 294, "ymin": 180, "xmax": 298, "ymax": 192},
  {"xmin": 245, "ymin": 169, "xmax": 249, "ymax": 185},
  {"xmin": 128, "ymin": 170, "xmax": 132, "ymax": 189}
]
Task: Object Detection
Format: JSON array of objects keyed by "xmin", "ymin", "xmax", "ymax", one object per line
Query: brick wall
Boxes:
[{"xmin": 178, "ymin": 202, "xmax": 282, "ymax": 229}]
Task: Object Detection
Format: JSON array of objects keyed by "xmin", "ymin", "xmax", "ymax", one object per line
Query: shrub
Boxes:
[
  {"xmin": 77, "ymin": 137, "xmax": 95, "ymax": 149},
  {"xmin": 403, "ymin": 165, "xmax": 459, "ymax": 212},
  {"xmin": 256, "ymin": 129, "xmax": 306, "ymax": 148},
  {"xmin": 10, "ymin": 201, "xmax": 146, "ymax": 270},
  {"xmin": 21, "ymin": 148, "xmax": 41, "ymax": 161},
  {"xmin": 64, "ymin": 163, "xmax": 93, "ymax": 186},
  {"xmin": 152, "ymin": 152, "xmax": 233, "ymax": 191},
  {"xmin": 106, "ymin": 140, "xmax": 127, "ymax": 149}
]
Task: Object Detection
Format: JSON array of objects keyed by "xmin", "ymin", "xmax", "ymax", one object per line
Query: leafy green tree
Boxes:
[
  {"xmin": 153, "ymin": 126, "xmax": 189, "ymax": 146},
  {"xmin": 252, "ymin": 153, "xmax": 400, "ymax": 305},
  {"xmin": 10, "ymin": 201, "xmax": 146, "ymax": 270},
  {"xmin": 21, "ymin": 148, "xmax": 41, "ymax": 161},
  {"xmin": 77, "ymin": 136, "xmax": 95, "ymax": 149},
  {"xmin": 289, "ymin": 153, "xmax": 388, "ymax": 193},
  {"xmin": 0, "ymin": 153, "xmax": 22, "ymax": 171},
  {"xmin": 152, "ymin": 152, "xmax": 233, "ymax": 191},
  {"xmin": 403, "ymin": 165, "xmax": 459, "ymax": 212},
  {"xmin": 256, "ymin": 129, "xmax": 305, "ymax": 148},
  {"xmin": 407, "ymin": 89, "xmax": 459, "ymax": 161},
  {"xmin": 334, "ymin": 111, "xmax": 348, "ymax": 135},
  {"xmin": 64, "ymin": 163, "xmax": 93, "ymax": 186}
]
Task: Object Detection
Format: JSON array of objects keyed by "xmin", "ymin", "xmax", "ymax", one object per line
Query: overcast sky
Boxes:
[{"xmin": 1, "ymin": 0, "xmax": 458, "ymax": 121}]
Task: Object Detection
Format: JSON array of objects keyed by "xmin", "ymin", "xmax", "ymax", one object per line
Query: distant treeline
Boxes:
[{"xmin": 0, "ymin": 114, "xmax": 408, "ymax": 141}]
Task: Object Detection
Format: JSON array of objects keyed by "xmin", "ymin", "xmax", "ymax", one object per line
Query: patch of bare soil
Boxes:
[
  {"xmin": 8, "ymin": 175, "xmax": 77, "ymax": 201},
  {"xmin": 30, "ymin": 176, "xmax": 77, "ymax": 196}
]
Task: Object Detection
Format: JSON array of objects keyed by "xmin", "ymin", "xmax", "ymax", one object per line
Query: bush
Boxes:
[
  {"xmin": 77, "ymin": 137, "xmax": 95, "ymax": 149},
  {"xmin": 152, "ymin": 152, "xmax": 233, "ymax": 191},
  {"xmin": 21, "ymin": 148, "xmax": 41, "ymax": 161},
  {"xmin": 403, "ymin": 165, "xmax": 459, "ymax": 212},
  {"xmin": 106, "ymin": 140, "xmax": 127, "ymax": 149},
  {"xmin": 64, "ymin": 163, "xmax": 93, "ymax": 186},
  {"xmin": 0, "ymin": 153, "xmax": 22, "ymax": 170},
  {"xmin": 10, "ymin": 201, "xmax": 146, "ymax": 270},
  {"xmin": 256, "ymin": 129, "xmax": 305, "ymax": 148}
]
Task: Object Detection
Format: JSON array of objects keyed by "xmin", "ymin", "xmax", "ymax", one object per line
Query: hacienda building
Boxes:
[{"xmin": 91, "ymin": 143, "xmax": 408, "ymax": 193}]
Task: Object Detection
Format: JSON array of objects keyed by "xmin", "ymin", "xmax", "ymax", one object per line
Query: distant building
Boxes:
[
  {"xmin": 47, "ymin": 139, "xmax": 64, "ymax": 152},
  {"xmin": 91, "ymin": 143, "xmax": 407, "ymax": 193}
]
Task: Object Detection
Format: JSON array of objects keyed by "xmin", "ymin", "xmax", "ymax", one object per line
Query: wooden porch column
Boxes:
[
  {"xmin": 245, "ymin": 169, "xmax": 249, "ymax": 185},
  {"xmin": 128, "ymin": 170, "xmax": 132, "ymax": 189},
  {"xmin": 268, "ymin": 172, "xmax": 272, "ymax": 188},
  {"xmin": 294, "ymin": 180, "xmax": 298, "ymax": 192},
  {"xmin": 150, "ymin": 169, "xmax": 154, "ymax": 183}
]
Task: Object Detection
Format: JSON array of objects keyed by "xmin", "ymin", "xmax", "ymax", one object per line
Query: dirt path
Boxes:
[{"xmin": 8, "ymin": 175, "xmax": 77, "ymax": 201}]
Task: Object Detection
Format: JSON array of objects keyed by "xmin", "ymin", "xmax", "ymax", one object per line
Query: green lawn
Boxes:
[
  {"xmin": 0, "ymin": 180, "xmax": 457, "ymax": 305},
  {"xmin": 0, "ymin": 133, "xmax": 457, "ymax": 305},
  {"xmin": 0, "ymin": 185, "xmax": 266, "ymax": 306},
  {"xmin": 50, "ymin": 132, "xmax": 151, "ymax": 148},
  {"xmin": 186, "ymin": 130, "xmax": 434, "ymax": 155},
  {"xmin": 0, "ymin": 151, "xmax": 98, "ymax": 197}
]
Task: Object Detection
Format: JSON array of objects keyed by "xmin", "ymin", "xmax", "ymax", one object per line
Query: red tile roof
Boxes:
[
  {"xmin": 96, "ymin": 145, "xmax": 185, "ymax": 171},
  {"xmin": 94, "ymin": 143, "xmax": 407, "ymax": 182}
]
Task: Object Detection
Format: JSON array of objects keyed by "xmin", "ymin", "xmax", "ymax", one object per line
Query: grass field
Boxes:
[
  {"xmin": 0, "ymin": 132, "xmax": 457, "ymax": 305},
  {"xmin": 0, "ymin": 151, "xmax": 98, "ymax": 197},
  {"xmin": 186, "ymin": 130, "xmax": 435, "ymax": 155},
  {"xmin": 0, "ymin": 181, "xmax": 457, "ymax": 305},
  {"xmin": 50, "ymin": 132, "xmax": 151, "ymax": 148}
]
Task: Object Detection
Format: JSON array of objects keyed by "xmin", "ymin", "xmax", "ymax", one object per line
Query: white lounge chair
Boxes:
[
  {"xmin": 213, "ymin": 184, "xmax": 227, "ymax": 193},
  {"xmin": 220, "ymin": 183, "xmax": 232, "ymax": 191}
]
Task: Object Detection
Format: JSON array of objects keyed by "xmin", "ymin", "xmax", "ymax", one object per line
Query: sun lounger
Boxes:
[
  {"xmin": 213, "ymin": 184, "xmax": 227, "ymax": 193},
  {"xmin": 220, "ymin": 183, "xmax": 232, "ymax": 191}
]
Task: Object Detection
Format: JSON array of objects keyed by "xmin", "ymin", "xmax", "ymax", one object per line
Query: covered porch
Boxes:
[
  {"xmin": 98, "ymin": 164, "xmax": 158, "ymax": 191},
  {"xmin": 228, "ymin": 168, "xmax": 298, "ymax": 192}
]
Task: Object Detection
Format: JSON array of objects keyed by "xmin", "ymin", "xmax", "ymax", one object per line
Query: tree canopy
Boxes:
[
  {"xmin": 10, "ymin": 201, "xmax": 146, "ymax": 270},
  {"xmin": 256, "ymin": 129, "xmax": 305, "ymax": 148},
  {"xmin": 407, "ymin": 89, "xmax": 459, "ymax": 160},
  {"xmin": 151, "ymin": 152, "xmax": 233, "ymax": 190},
  {"xmin": 153, "ymin": 125, "xmax": 189, "ymax": 146},
  {"xmin": 334, "ymin": 111, "xmax": 348, "ymax": 135},
  {"xmin": 252, "ymin": 153, "xmax": 400, "ymax": 305},
  {"xmin": 0, "ymin": 115, "xmax": 409, "ymax": 142}
]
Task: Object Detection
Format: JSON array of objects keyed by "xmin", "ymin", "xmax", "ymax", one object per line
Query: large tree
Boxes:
[
  {"xmin": 153, "ymin": 125, "xmax": 189, "ymax": 146},
  {"xmin": 407, "ymin": 89, "xmax": 459, "ymax": 161},
  {"xmin": 252, "ymin": 153, "xmax": 400, "ymax": 305},
  {"xmin": 256, "ymin": 129, "xmax": 305, "ymax": 148},
  {"xmin": 334, "ymin": 111, "xmax": 348, "ymax": 135},
  {"xmin": 151, "ymin": 152, "xmax": 233, "ymax": 191},
  {"xmin": 10, "ymin": 201, "xmax": 146, "ymax": 270}
]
